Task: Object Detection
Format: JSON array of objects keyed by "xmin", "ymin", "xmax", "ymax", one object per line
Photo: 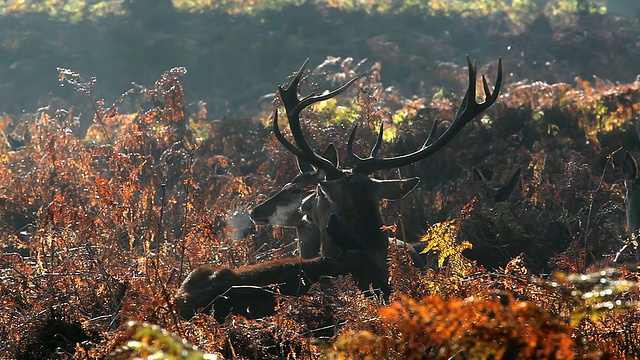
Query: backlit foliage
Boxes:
[
  {"xmin": 550, "ymin": 268, "xmax": 640, "ymax": 326},
  {"xmin": 106, "ymin": 321, "xmax": 220, "ymax": 360},
  {"xmin": 2, "ymin": 6, "xmax": 640, "ymax": 358},
  {"xmin": 330, "ymin": 295, "xmax": 575, "ymax": 359},
  {"xmin": 2, "ymin": 54, "xmax": 640, "ymax": 358},
  {"xmin": 420, "ymin": 199, "xmax": 475, "ymax": 281},
  {"xmin": 0, "ymin": 0, "xmax": 611, "ymax": 20}
]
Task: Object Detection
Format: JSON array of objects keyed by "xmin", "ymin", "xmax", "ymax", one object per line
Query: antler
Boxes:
[
  {"xmin": 348, "ymin": 56, "xmax": 502, "ymax": 175},
  {"xmin": 347, "ymin": 118, "xmax": 440, "ymax": 164},
  {"xmin": 273, "ymin": 59, "xmax": 357, "ymax": 179}
]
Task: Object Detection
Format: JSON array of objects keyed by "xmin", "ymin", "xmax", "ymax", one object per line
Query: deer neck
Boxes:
[{"xmin": 320, "ymin": 174, "xmax": 389, "ymax": 257}]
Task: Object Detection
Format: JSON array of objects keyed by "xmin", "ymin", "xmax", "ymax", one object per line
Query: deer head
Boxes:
[
  {"xmin": 250, "ymin": 144, "xmax": 337, "ymax": 258},
  {"xmin": 272, "ymin": 56, "xmax": 502, "ymax": 263},
  {"xmin": 472, "ymin": 167, "xmax": 522, "ymax": 203}
]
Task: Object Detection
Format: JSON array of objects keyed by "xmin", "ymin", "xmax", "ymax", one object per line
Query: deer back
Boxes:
[
  {"xmin": 176, "ymin": 250, "xmax": 389, "ymax": 321},
  {"xmin": 472, "ymin": 167, "xmax": 521, "ymax": 204}
]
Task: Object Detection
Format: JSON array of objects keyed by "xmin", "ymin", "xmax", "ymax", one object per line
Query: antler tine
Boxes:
[
  {"xmin": 279, "ymin": 58, "xmax": 310, "ymax": 115},
  {"xmin": 293, "ymin": 79, "xmax": 357, "ymax": 116},
  {"xmin": 346, "ymin": 123, "xmax": 360, "ymax": 163},
  {"xmin": 370, "ymin": 122, "xmax": 384, "ymax": 158},
  {"xmin": 347, "ymin": 121, "xmax": 385, "ymax": 164},
  {"xmin": 423, "ymin": 119, "xmax": 439, "ymax": 148},
  {"xmin": 352, "ymin": 56, "xmax": 502, "ymax": 175},
  {"xmin": 272, "ymin": 109, "xmax": 308, "ymax": 160},
  {"xmin": 275, "ymin": 59, "xmax": 357, "ymax": 179}
]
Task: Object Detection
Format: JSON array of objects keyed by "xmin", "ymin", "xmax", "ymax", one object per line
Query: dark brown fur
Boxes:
[{"xmin": 176, "ymin": 251, "xmax": 388, "ymax": 321}]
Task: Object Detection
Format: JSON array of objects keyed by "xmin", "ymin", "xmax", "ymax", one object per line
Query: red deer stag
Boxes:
[
  {"xmin": 176, "ymin": 56, "xmax": 502, "ymax": 321},
  {"xmin": 271, "ymin": 56, "xmax": 501, "ymax": 267}
]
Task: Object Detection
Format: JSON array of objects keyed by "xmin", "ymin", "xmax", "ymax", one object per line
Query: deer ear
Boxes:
[
  {"xmin": 375, "ymin": 177, "xmax": 420, "ymax": 200},
  {"xmin": 299, "ymin": 144, "xmax": 338, "ymax": 175},
  {"xmin": 322, "ymin": 143, "xmax": 338, "ymax": 167},
  {"xmin": 624, "ymin": 152, "xmax": 638, "ymax": 181},
  {"xmin": 494, "ymin": 167, "xmax": 521, "ymax": 203},
  {"xmin": 296, "ymin": 156, "xmax": 314, "ymax": 174}
]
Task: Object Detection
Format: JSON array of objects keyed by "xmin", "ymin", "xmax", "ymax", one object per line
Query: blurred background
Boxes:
[{"xmin": 0, "ymin": 0, "xmax": 638, "ymax": 123}]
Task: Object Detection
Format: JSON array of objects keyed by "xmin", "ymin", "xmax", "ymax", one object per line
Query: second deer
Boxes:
[{"xmin": 619, "ymin": 151, "xmax": 640, "ymax": 262}]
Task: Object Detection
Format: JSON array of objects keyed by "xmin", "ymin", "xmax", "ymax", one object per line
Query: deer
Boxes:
[
  {"xmin": 250, "ymin": 164, "xmax": 520, "ymax": 267},
  {"xmin": 250, "ymin": 145, "xmax": 428, "ymax": 267},
  {"xmin": 618, "ymin": 151, "xmax": 640, "ymax": 262},
  {"xmin": 270, "ymin": 57, "xmax": 501, "ymax": 265},
  {"xmin": 177, "ymin": 56, "xmax": 502, "ymax": 321},
  {"xmin": 472, "ymin": 167, "xmax": 522, "ymax": 204},
  {"xmin": 250, "ymin": 144, "xmax": 338, "ymax": 259}
]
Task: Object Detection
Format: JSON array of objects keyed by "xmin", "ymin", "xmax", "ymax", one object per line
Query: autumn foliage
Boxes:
[
  {"xmin": 0, "ymin": 53, "xmax": 636, "ymax": 358},
  {"xmin": 331, "ymin": 295, "xmax": 575, "ymax": 359},
  {"xmin": 2, "ymin": 6, "xmax": 640, "ymax": 359}
]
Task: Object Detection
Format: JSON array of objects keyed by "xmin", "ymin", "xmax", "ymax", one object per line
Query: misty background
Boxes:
[{"xmin": 0, "ymin": 0, "xmax": 638, "ymax": 126}]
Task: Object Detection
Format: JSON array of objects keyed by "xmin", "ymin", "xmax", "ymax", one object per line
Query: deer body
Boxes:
[
  {"xmin": 318, "ymin": 174, "xmax": 419, "ymax": 260},
  {"xmin": 472, "ymin": 167, "xmax": 521, "ymax": 204},
  {"xmin": 176, "ymin": 251, "xmax": 388, "ymax": 321}
]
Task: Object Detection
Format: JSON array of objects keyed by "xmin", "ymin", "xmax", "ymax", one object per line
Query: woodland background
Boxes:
[{"xmin": 1, "ymin": 0, "xmax": 640, "ymax": 358}]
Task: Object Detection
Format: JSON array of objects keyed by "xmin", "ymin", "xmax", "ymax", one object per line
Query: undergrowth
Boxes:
[{"xmin": 1, "ymin": 50, "xmax": 640, "ymax": 358}]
